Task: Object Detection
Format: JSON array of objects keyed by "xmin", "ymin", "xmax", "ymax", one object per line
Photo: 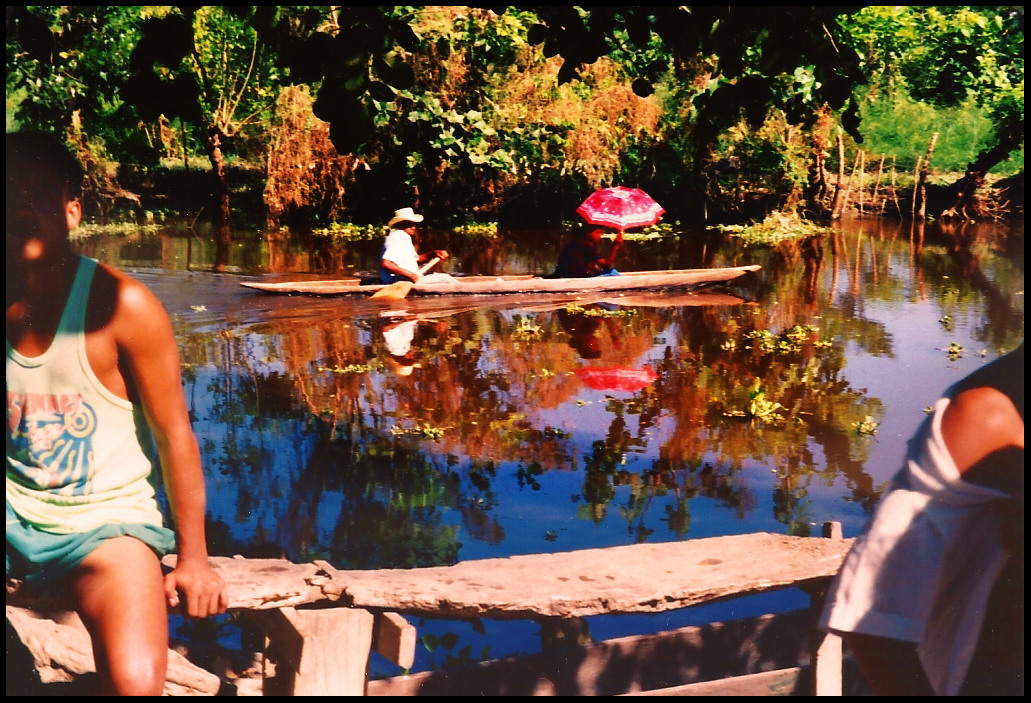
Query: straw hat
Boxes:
[{"xmin": 388, "ymin": 207, "xmax": 425, "ymax": 227}]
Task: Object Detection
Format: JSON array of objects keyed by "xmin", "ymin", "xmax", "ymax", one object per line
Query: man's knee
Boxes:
[{"xmin": 104, "ymin": 649, "xmax": 167, "ymax": 696}]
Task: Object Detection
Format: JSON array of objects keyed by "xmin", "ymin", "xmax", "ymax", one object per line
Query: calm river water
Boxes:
[{"xmin": 72, "ymin": 217, "xmax": 1023, "ymax": 674}]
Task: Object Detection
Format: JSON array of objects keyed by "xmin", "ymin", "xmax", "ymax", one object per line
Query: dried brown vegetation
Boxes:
[{"xmin": 263, "ymin": 85, "xmax": 355, "ymax": 227}]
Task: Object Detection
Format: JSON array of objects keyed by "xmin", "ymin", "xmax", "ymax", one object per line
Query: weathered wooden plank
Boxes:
[
  {"xmin": 324, "ymin": 533, "xmax": 854, "ymax": 619},
  {"xmin": 366, "ymin": 609, "xmax": 816, "ymax": 696},
  {"xmin": 161, "ymin": 555, "xmax": 330, "ymax": 610},
  {"xmin": 13, "ymin": 534, "xmax": 852, "ymax": 619},
  {"xmin": 256, "ymin": 606, "xmax": 374, "ymax": 696},
  {"xmin": 625, "ymin": 667, "xmax": 804, "ymax": 696},
  {"xmin": 5, "ymin": 605, "xmax": 221, "ymax": 695},
  {"xmin": 374, "ymin": 612, "xmax": 417, "ymax": 670}
]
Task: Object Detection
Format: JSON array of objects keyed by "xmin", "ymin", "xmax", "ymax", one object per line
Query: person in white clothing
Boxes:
[
  {"xmin": 820, "ymin": 344, "xmax": 1023, "ymax": 696},
  {"xmin": 380, "ymin": 207, "xmax": 449, "ymax": 284}
]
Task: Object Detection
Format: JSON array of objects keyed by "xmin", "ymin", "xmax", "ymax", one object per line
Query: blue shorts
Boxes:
[{"xmin": 6, "ymin": 501, "xmax": 176, "ymax": 587}]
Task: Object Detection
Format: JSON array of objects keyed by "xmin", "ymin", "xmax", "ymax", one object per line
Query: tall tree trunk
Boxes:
[
  {"xmin": 205, "ymin": 129, "xmax": 231, "ymax": 226},
  {"xmin": 941, "ymin": 119, "xmax": 1024, "ymax": 222}
]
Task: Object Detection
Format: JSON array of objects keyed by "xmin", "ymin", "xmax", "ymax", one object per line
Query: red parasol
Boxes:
[
  {"xmin": 575, "ymin": 366, "xmax": 658, "ymax": 392},
  {"xmin": 576, "ymin": 187, "xmax": 665, "ymax": 231}
]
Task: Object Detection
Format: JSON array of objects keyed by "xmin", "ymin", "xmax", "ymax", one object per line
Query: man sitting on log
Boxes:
[{"xmin": 6, "ymin": 133, "xmax": 227, "ymax": 695}]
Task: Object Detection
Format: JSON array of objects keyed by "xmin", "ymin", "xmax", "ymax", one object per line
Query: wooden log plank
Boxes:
[
  {"xmin": 324, "ymin": 533, "xmax": 854, "ymax": 619},
  {"xmin": 13, "ymin": 533, "xmax": 852, "ymax": 620},
  {"xmin": 625, "ymin": 667, "xmax": 804, "ymax": 696},
  {"xmin": 374, "ymin": 612, "xmax": 416, "ymax": 670},
  {"xmin": 162, "ymin": 555, "xmax": 331, "ymax": 610},
  {"xmin": 5, "ymin": 605, "xmax": 221, "ymax": 695},
  {"xmin": 366, "ymin": 609, "xmax": 816, "ymax": 696}
]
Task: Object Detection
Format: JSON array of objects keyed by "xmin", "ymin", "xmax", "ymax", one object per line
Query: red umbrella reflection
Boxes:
[
  {"xmin": 576, "ymin": 187, "xmax": 665, "ymax": 231},
  {"xmin": 575, "ymin": 366, "xmax": 658, "ymax": 392}
]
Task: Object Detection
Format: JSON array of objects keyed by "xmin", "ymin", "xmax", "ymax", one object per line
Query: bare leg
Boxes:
[
  {"xmin": 71, "ymin": 536, "xmax": 168, "ymax": 696},
  {"xmin": 843, "ymin": 632, "xmax": 935, "ymax": 696}
]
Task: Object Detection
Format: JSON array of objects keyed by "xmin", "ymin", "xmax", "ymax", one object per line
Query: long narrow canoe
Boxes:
[{"xmin": 240, "ymin": 265, "xmax": 761, "ymax": 296}]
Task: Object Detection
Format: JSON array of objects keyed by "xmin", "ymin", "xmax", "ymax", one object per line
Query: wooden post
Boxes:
[
  {"xmin": 374, "ymin": 612, "xmax": 417, "ymax": 670},
  {"xmin": 251, "ymin": 606, "xmax": 374, "ymax": 696},
  {"xmin": 832, "ymin": 150, "xmax": 861, "ymax": 220},
  {"xmin": 890, "ymin": 156, "xmax": 901, "ymax": 216},
  {"xmin": 857, "ymin": 150, "xmax": 865, "ymax": 217},
  {"xmin": 829, "ymin": 131, "xmax": 845, "ymax": 218},
  {"xmin": 872, "ymin": 154, "xmax": 884, "ymax": 213},
  {"xmin": 910, "ymin": 155, "xmax": 923, "ymax": 219},
  {"xmin": 917, "ymin": 132, "xmax": 939, "ymax": 220},
  {"xmin": 812, "ymin": 521, "xmax": 843, "ymax": 696}
]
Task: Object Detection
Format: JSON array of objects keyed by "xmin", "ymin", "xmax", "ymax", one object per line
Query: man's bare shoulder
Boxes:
[
  {"xmin": 92, "ymin": 263, "xmax": 174, "ymax": 344},
  {"xmin": 941, "ymin": 386, "xmax": 1024, "ymax": 485}
]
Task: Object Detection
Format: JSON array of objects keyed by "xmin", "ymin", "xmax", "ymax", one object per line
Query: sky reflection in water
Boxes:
[{"xmin": 74, "ymin": 217, "xmax": 1023, "ymax": 672}]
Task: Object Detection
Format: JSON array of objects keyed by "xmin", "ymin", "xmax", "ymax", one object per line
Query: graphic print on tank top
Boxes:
[{"xmin": 7, "ymin": 390, "xmax": 97, "ymax": 493}]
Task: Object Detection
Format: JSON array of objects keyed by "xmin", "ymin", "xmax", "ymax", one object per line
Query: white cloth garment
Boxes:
[
  {"xmin": 819, "ymin": 396, "xmax": 1012, "ymax": 695},
  {"xmin": 381, "ymin": 228, "xmax": 420, "ymax": 278}
]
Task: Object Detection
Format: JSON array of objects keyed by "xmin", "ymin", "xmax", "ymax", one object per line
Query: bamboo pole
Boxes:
[
  {"xmin": 833, "ymin": 149, "xmax": 861, "ymax": 220},
  {"xmin": 889, "ymin": 156, "xmax": 901, "ymax": 216},
  {"xmin": 872, "ymin": 154, "xmax": 885, "ymax": 213},
  {"xmin": 910, "ymin": 155, "xmax": 923, "ymax": 219},
  {"xmin": 829, "ymin": 131, "xmax": 845, "ymax": 218},
  {"xmin": 857, "ymin": 150, "xmax": 866, "ymax": 217},
  {"xmin": 916, "ymin": 132, "xmax": 939, "ymax": 221}
]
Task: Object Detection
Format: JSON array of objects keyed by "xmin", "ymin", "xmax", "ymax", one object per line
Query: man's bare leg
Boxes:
[
  {"xmin": 843, "ymin": 632, "xmax": 935, "ymax": 696},
  {"xmin": 71, "ymin": 536, "xmax": 169, "ymax": 695}
]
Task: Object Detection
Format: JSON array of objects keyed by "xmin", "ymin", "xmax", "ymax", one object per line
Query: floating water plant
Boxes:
[
  {"xmin": 512, "ymin": 317, "xmax": 545, "ymax": 342},
  {"xmin": 709, "ymin": 212, "xmax": 834, "ymax": 246},
  {"xmin": 390, "ymin": 423, "xmax": 448, "ymax": 440},
  {"xmin": 946, "ymin": 342, "xmax": 963, "ymax": 360},
  {"xmin": 71, "ymin": 221, "xmax": 163, "ymax": 239},
  {"xmin": 312, "ymin": 222, "xmax": 389, "ymax": 241},
  {"xmin": 453, "ymin": 222, "xmax": 499, "ymax": 238},
  {"xmin": 748, "ymin": 387, "xmax": 784, "ymax": 421},
  {"xmin": 740, "ymin": 325, "xmax": 825, "ymax": 354},
  {"xmin": 317, "ymin": 363, "xmax": 372, "ymax": 374},
  {"xmin": 855, "ymin": 416, "xmax": 879, "ymax": 435},
  {"xmin": 564, "ymin": 303, "xmax": 637, "ymax": 318}
]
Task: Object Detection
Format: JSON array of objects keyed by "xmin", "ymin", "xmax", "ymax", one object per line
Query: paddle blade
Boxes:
[
  {"xmin": 370, "ymin": 280, "xmax": 416, "ymax": 300},
  {"xmin": 370, "ymin": 257, "xmax": 440, "ymax": 300}
]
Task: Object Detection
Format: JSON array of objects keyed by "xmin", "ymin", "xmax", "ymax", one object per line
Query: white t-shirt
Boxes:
[
  {"xmin": 819, "ymin": 396, "xmax": 1012, "ymax": 695},
  {"xmin": 381, "ymin": 229, "xmax": 420, "ymax": 278}
]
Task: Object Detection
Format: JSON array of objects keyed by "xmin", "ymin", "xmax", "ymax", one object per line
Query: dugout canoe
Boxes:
[{"xmin": 240, "ymin": 265, "xmax": 761, "ymax": 296}]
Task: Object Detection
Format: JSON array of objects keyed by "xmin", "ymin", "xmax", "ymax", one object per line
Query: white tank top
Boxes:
[{"xmin": 6, "ymin": 257, "xmax": 164, "ymax": 533}]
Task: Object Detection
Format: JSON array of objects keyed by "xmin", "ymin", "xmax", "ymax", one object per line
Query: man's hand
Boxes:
[{"xmin": 164, "ymin": 558, "xmax": 229, "ymax": 618}]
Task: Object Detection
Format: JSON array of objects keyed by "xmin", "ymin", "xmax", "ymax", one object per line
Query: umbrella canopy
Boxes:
[
  {"xmin": 576, "ymin": 187, "xmax": 665, "ymax": 231},
  {"xmin": 575, "ymin": 366, "xmax": 658, "ymax": 392}
]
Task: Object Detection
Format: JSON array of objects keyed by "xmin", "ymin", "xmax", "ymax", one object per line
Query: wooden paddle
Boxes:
[{"xmin": 370, "ymin": 257, "xmax": 441, "ymax": 300}]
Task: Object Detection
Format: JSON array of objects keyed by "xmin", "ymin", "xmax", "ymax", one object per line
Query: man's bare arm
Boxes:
[{"xmin": 110, "ymin": 272, "xmax": 227, "ymax": 617}]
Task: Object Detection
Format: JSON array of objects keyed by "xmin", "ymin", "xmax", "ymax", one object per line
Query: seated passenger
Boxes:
[{"xmin": 553, "ymin": 225, "xmax": 623, "ymax": 278}]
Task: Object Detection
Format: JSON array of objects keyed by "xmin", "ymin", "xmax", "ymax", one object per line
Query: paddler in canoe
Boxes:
[{"xmin": 380, "ymin": 207, "xmax": 449, "ymax": 285}]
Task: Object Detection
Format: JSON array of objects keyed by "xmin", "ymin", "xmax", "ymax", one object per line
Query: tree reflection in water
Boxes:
[{"xmin": 145, "ymin": 218, "xmax": 1025, "ymax": 569}]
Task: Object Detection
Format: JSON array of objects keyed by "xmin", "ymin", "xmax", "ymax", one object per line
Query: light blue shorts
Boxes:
[{"xmin": 6, "ymin": 501, "xmax": 176, "ymax": 586}]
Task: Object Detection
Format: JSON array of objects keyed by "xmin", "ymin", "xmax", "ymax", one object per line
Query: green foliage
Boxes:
[
  {"xmin": 843, "ymin": 6, "xmax": 1024, "ymax": 173},
  {"xmin": 858, "ymin": 93, "xmax": 1004, "ymax": 172}
]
